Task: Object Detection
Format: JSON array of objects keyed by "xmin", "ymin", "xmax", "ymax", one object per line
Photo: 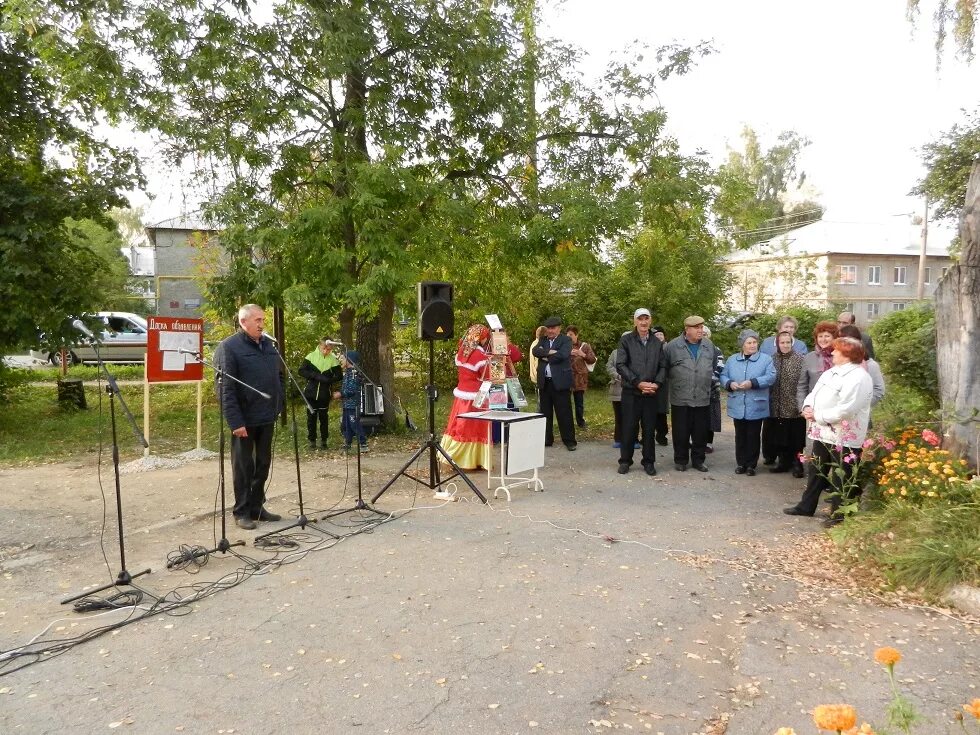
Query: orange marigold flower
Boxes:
[
  {"xmin": 964, "ymin": 699, "xmax": 980, "ymax": 719},
  {"xmin": 873, "ymin": 647, "xmax": 901, "ymax": 667},
  {"xmin": 775, "ymin": 729, "xmax": 797, "ymax": 735},
  {"xmin": 844, "ymin": 725, "xmax": 876, "ymax": 735},
  {"xmin": 813, "ymin": 704, "xmax": 857, "ymax": 731}
]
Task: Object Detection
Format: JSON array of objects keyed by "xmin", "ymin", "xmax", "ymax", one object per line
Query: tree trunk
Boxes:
[{"xmin": 936, "ymin": 160, "xmax": 980, "ymax": 468}]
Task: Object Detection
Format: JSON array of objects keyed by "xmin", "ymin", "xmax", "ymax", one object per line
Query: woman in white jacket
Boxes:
[{"xmin": 783, "ymin": 337, "xmax": 874, "ymax": 525}]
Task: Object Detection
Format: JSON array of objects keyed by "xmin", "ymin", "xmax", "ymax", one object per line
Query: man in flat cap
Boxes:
[
  {"xmin": 615, "ymin": 308, "xmax": 667, "ymax": 476},
  {"xmin": 663, "ymin": 315, "xmax": 716, "ymax": 472},
  {"xmin": 532, "ymin": 316, "xmax": 577, "ymax": 450}
]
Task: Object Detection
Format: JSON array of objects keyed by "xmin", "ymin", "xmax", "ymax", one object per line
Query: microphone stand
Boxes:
[
  {"xmin": 256, "ymin": 342, "xmax": 340, "ymax": 541},
  {"xmin": 63, "ymin": 339, "xmax": 153, "ymax": 604},
  {"xmin": 317, "ymin": 342, "xmax": 386, "ymax": 520},
  {"xmin": 165, "ymin": 349, "xmax": 247, "ymax": 568}
]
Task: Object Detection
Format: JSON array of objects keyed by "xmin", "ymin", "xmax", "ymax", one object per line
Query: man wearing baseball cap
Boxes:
[
  {"xmin": 615, "ymin": 308, "xmax": 667, "ymax": 476},
  {"xmin": 531, "ymin": 316, "xmax": 577, "ymax": 450},
  {"xmin": 662, "ymin": 315, "xmax": 716, "ymax": 472}
]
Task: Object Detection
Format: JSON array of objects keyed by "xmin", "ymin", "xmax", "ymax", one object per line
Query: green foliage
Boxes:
[
  {"xmin": 833, "ymin": 490, "xmax": 980, "ymax": 598},
  {"xmin": 870, "ymin": 304, "xmax": 938, "ymax": 399},
  {"xmin": 912, "ymin": 106, "xmax": 980, "ymax": 226},
  {"xmin": 0, "ymin": 24, "xmax": 141, "ymax": 362},
  {"xmin": 907, "ymin": 0, "xmax": 977, "ymax": 61},
  {"xmin": 715, "ymin": 127, "xmax": 824, "ymax": 247},
  {"xmin": 872, "ymin": 383, "xmax": 938, "ymax": 435}
]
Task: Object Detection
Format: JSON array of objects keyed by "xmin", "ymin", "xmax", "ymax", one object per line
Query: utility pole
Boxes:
[{"xmin": 916, "ymin": 196, "xmax": 929, "ymax": 301}]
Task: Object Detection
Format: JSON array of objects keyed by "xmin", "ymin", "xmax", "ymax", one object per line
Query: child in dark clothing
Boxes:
[{"xmin": 334, "ymin": 350, "xmax": 369, "ymax": 451}]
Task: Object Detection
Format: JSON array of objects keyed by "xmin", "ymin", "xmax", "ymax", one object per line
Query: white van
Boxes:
[{"xmin": 38, "ymin": 312, "xmax": 149, "ymax": 366}]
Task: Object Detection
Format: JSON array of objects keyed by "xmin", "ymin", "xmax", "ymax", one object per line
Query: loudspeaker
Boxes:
[{"xmin": 417, "ymin": 281, "xmax": 454, "ymax": 341}]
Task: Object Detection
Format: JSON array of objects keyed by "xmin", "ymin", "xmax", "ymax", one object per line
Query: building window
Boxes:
[
  {"xmin": 867, "ymin": 302, "xmax": 880, "ymax": 320},
  {"xmin": 893, "ymin": 266, "xmax": 907, "ymax": 285},
  {"xmin": 841, "ymin": 302, "xmax": 854, "ymax": 313},
  {"xmin": 923, "ymin": 267, "xmax": 931, "ymax": 285},
  {"xmin": 836, "ymin": 265, "xmax": 857, "ymax": 284},
  {"xmin": 892, "ymin": 302, "xmax": 907, "ymax": 312},
  {"xmin": 867, "ymin": 265, "xmax": 881, "ymax": 285},
  {"xmin": 942, "ymin": 266, "xmax": 949, "ymax": 279}
]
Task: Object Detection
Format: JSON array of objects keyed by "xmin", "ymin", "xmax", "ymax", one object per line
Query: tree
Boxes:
[
  {"xmin": 715, "ymin": 126, "xmax": 824, "ymax": 247},
  {"xmin": 912, "ymin": 107, "xmax": 980, "ymax": 222},
  {"xmin": 0, "ymin": 28, "xmax": 142, "ymax": 358},
  {"xmin": 75, "ymin": 0, "xmax": 710, "ymax": 422},
  {"xmin": 907, "ymin": 0, "xmax": 977, "ymax": 61}
]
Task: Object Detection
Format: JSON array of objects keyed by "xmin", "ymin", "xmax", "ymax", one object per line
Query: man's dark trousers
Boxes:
[
  {"xmin": 540, "ymin": 377, "xmax": 576, "ymax": 447},
  {"xmin": 671, "ymin": 404, "xmax": 710, "ymax": 467},
  {"xmin": 620, "ymin": 392, "xmax": 657, "ymax": 468},
  {"xmin": 231, "ymin": 423, "xmax": 275, "ymax": 519}
]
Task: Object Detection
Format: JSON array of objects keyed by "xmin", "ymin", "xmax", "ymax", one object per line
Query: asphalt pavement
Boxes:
[{"xmin": 0, "ymin": 432, "xmax": 976, "ymax": 734}]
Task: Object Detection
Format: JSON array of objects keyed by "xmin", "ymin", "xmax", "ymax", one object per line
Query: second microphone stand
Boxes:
[
  {"xmin": 256, "ymin": 343, "xmax": 339, "ymax": 541},
  {"xmin": 167, "ymin": 350, "xmax": 250, "ymax": 568},
  {"xmin": 318, "ymin": 343, "xmax": 386, "ymax": 521}
]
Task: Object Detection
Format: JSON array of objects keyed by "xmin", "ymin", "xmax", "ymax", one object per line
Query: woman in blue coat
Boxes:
[{"xmin": 720, "ymin": 329, "xmax": 776, "ymax": 476}]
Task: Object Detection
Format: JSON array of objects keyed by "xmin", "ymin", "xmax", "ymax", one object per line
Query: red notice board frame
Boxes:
[{"xmin": 146, "ymin": 316, "xmax": 204, "ymax": 383}]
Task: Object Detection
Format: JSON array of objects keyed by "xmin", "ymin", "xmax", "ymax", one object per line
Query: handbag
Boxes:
[{"xmin": 584, "ymin": 343, "xmax": 596, "ymax": 372}]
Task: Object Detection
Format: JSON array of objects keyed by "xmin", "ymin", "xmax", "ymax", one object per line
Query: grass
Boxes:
[
  {"xmin": 832, "ymin": 486, "xmax": 980, "ymax": 599},
  {"xmin": 0, "ymin": 374, "xmax": 620, "ymax": 466}
]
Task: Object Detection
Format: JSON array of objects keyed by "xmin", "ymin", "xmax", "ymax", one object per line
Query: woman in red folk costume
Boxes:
[{"xmin": 439, "ymin": 324, "xmax": 492, "ymax": 470}]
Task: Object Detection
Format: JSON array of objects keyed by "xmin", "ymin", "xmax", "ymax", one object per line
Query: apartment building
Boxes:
[
  {"xmin": 723, "ymin": 219, "xmax": 954, "ymax": 327},
  {"xmin": 144, "ymin": 216, "xmax": 218, "ymax": 318}
]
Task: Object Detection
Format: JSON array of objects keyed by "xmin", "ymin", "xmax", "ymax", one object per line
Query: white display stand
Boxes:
[{"xmin": 458, "ymin": 410, "xmax": 546, "ymax": 501}]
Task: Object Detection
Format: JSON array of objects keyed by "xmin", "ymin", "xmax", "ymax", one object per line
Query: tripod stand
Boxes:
[
  {"xmin": 165, "ymin": 351, "xmax": 246, "ymax": 568},
  {"xmin": 63, "ymin": 341, "xmax": 152, "ymax": 604},
  {"xmin": 371, "ymin": 340, "xmax": 486, "ymax": 505},
  {"xmin": 256, "ymin": 345, "xmax": 339, "ymax": 541}
]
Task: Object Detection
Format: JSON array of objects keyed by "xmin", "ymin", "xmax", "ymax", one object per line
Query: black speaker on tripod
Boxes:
[
  {"xmin": 417, "ymin": 281, "xmax": 453, "ymax": 341},
  {"xmin": 372, "ymin": 281, "xmax": 485, "ymax": 504}
]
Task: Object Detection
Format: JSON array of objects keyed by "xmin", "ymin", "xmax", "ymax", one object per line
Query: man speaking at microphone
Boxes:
[{"xmin": 215, "ymin": 304, "xmax": 285, "ymax": 530}]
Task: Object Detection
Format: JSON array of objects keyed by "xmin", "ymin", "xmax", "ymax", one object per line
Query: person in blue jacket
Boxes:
[{"xmin": 720, "ymin": 329, "xmax": 776, "ymax": 476}]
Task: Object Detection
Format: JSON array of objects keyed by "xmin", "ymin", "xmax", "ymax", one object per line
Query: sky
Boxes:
[
  {"xmin": 543, "ymin": 0, "xmax": 978, "ymax": 232},
  {"xmin": 139, "ymin": 0, "xmax": 979, "ymax": 243}
]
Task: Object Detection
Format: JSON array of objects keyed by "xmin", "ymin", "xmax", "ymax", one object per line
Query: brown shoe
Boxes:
[{"xmin": 235, "ymin": 516, "xmax": 257, "ymax": 530}]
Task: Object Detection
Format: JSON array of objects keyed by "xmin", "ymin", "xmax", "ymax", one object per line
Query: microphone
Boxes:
[
  {"xmin": 177, "ymin": 347, "xmax": 201, "ymax": 357},
  {"xmin": 72, "ymin": 319, "xmax": 95, "ymax": 339},
  {"xmin": 262, "ymin": 333, "xmax": 278, "ymax": 343},
  {"xmin": 323, "ymin": 340, "xmax": 344, "ymax": 346}
]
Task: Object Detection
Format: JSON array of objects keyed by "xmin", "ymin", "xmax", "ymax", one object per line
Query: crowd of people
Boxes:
[
  {"xmin": 215, "ymin": 303, "xmax": 884, "ymax": 531},
  {"xmin": 438, "ymin": 309, "xmax": 885, "ymax": 526}
]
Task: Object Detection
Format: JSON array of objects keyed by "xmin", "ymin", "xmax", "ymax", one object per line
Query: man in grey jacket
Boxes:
[
  {"xmin": 663, "ymin": 315, "xmax": 717, "ymax": 472},
  {"xmin": 216, "ymin": 304, "xmax": 285, "ymax": 529}
]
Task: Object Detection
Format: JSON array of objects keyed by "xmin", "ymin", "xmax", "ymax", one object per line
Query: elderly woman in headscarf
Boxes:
[
  {"xmin": 439, "ymin": 324, "xmax": 493, "ymax": 470},
  {"xmin": 763, "ymin": 330, "xmax": 807, "ymax": 477}
]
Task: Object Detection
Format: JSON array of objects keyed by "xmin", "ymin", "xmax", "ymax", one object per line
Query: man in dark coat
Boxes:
[
  {"xmin": 616, "ymin": 308, "xmax": 667, "ymax": 475},
  {"xmin": 215, "ymin": 304, "xmax": 285, "ymax": 530},
  {"xmin": 531, "ymin": 316, "xmax": 577, "ymax": 450},
  {"xmin": 298, "ymin": 338, "xmax": 342, "ymax": 449}
]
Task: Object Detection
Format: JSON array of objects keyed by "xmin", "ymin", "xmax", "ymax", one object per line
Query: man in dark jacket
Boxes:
[
  {"xmin": 531, "ymin": 316, "xmax": 576, "ymax": 450},
  {"xmin": 616, "ymin": 308, "xmax": 666, "ymax": 476},
  {"xmin": 215, "ymin": 304, "xmax": 285, "ymax": 530},
  {"xmin": 298, "ymin": 338, "xmax": 342, "ymax": 449},
  {"xmin": 663, "ymin": 315, "xmax": 717, "ymax": 472}
]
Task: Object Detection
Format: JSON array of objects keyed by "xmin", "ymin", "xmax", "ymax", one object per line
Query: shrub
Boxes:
[{"xmin": 870, "ymin": 305, "xmax": 937, "ymax": 399}]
